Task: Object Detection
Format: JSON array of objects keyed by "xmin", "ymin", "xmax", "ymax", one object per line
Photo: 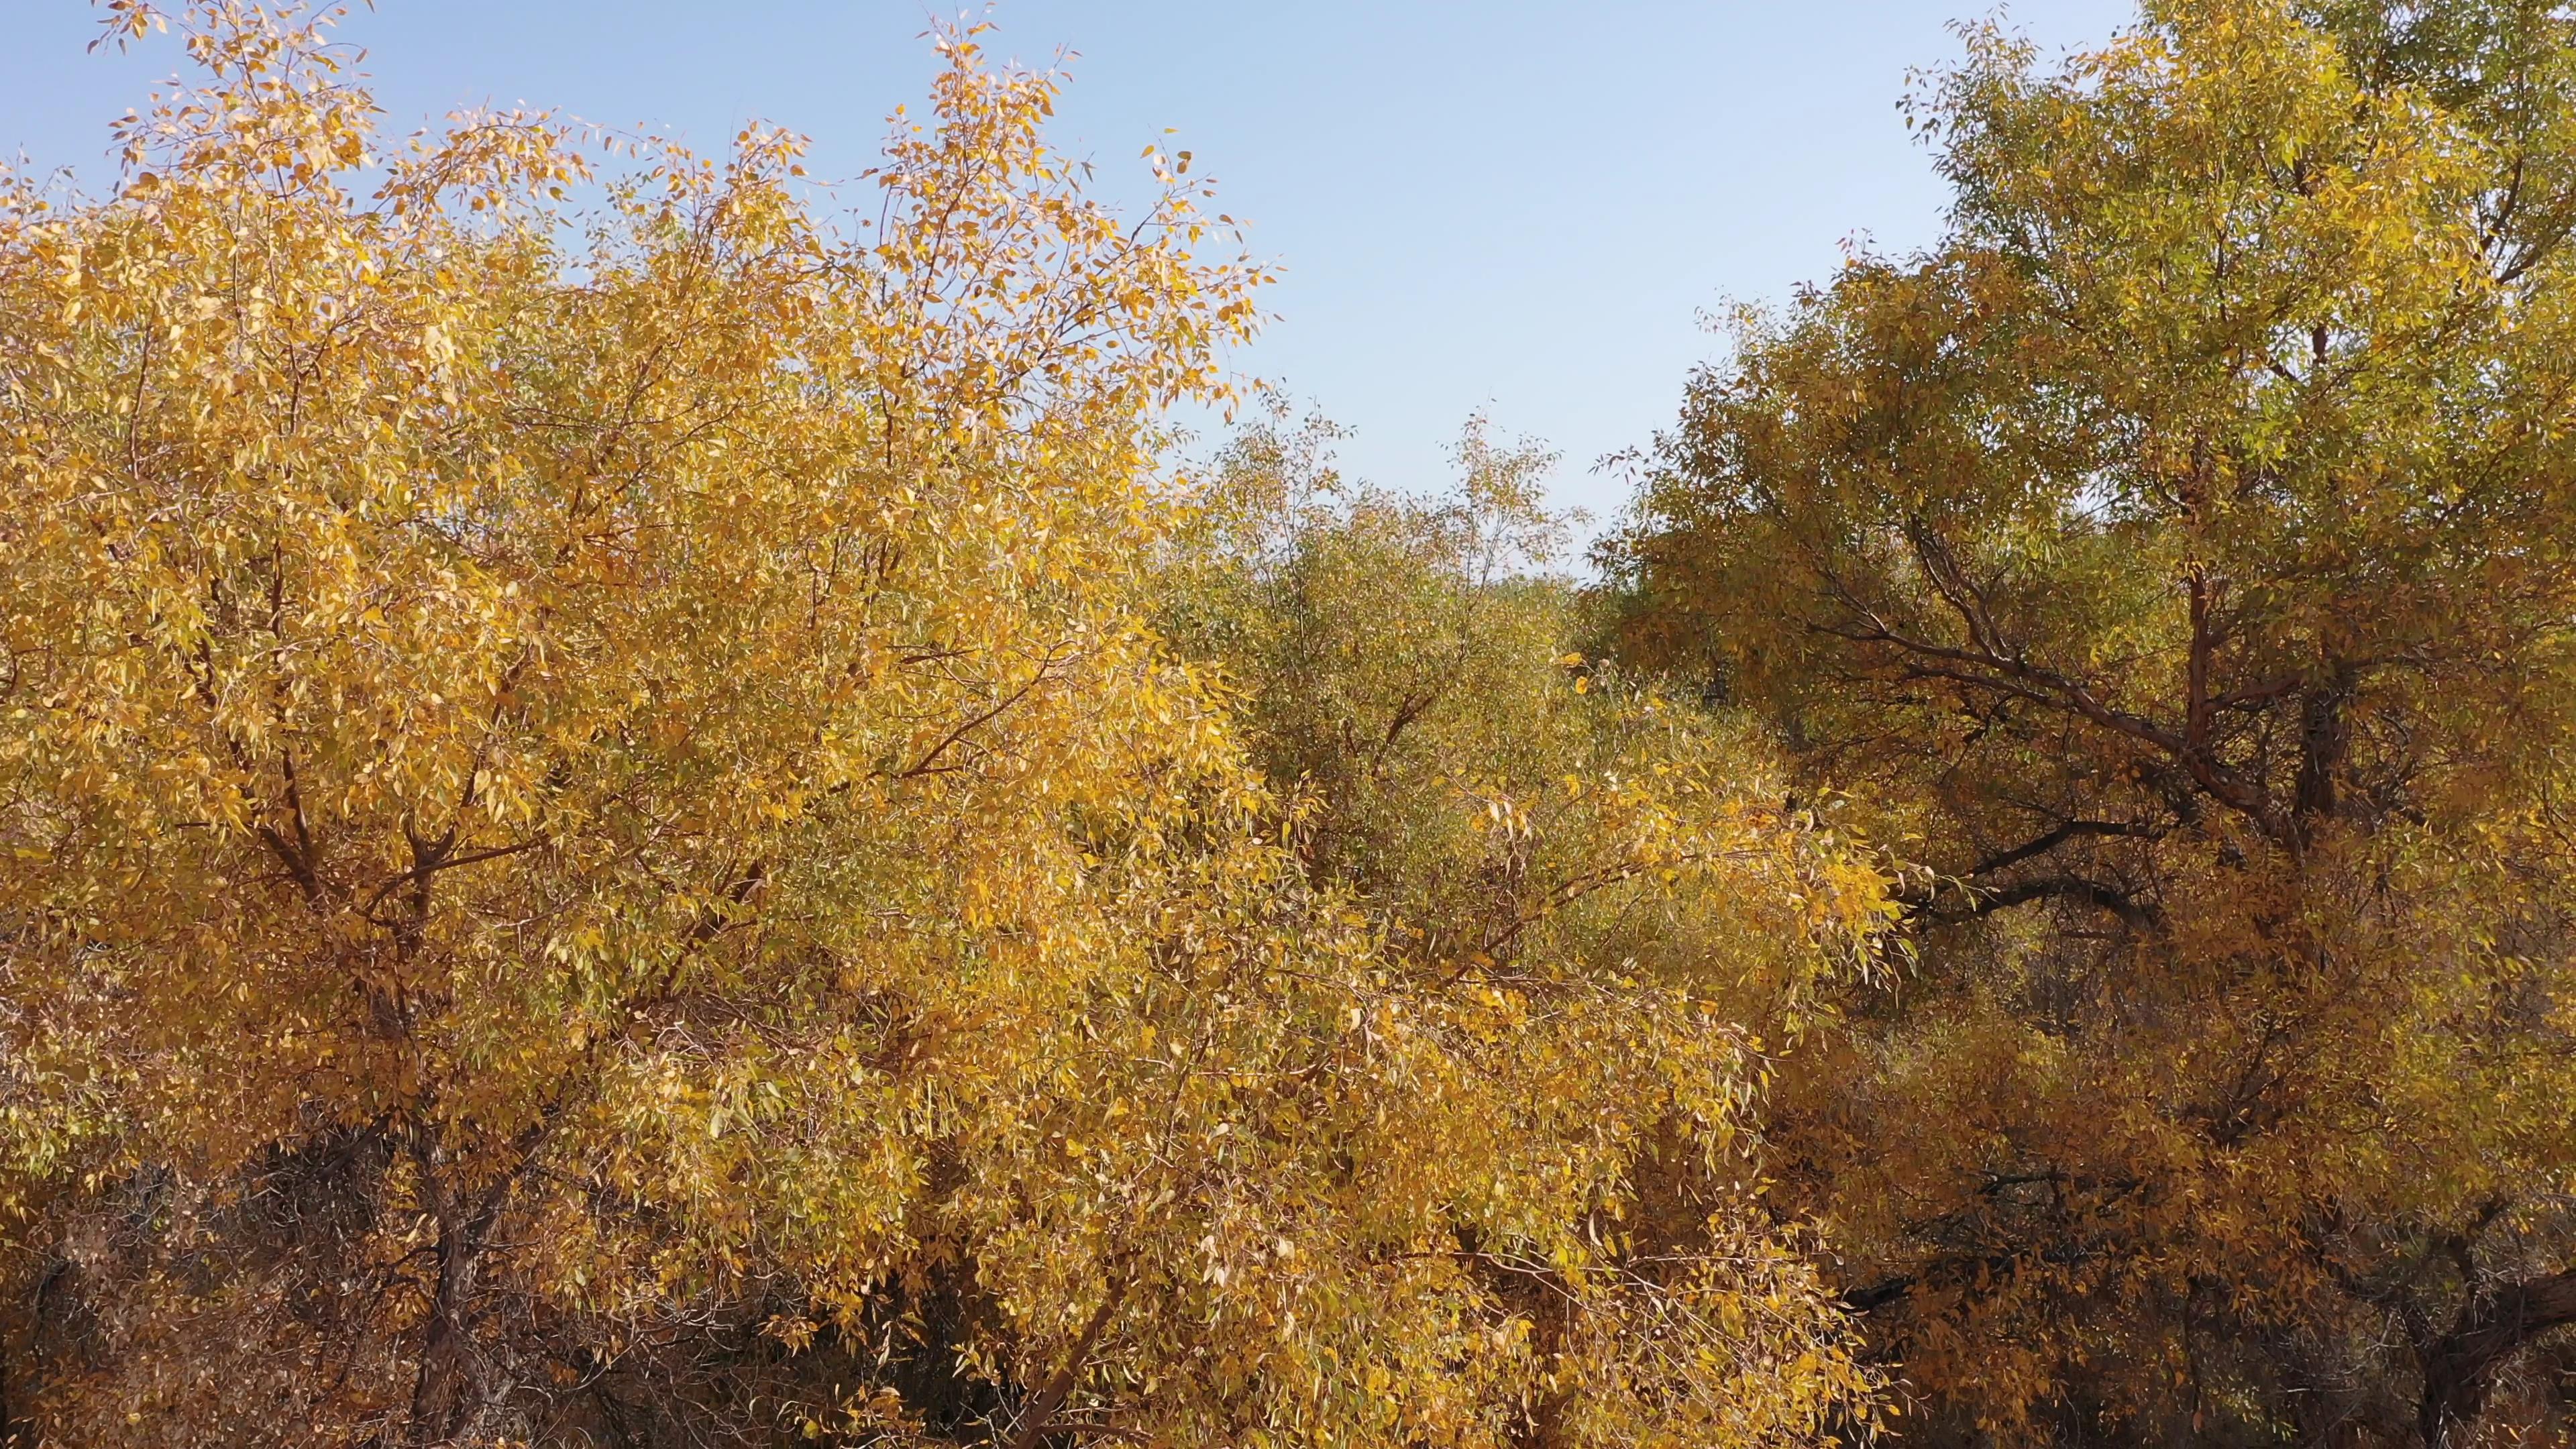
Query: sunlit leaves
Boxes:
[
  {"xmin": 1607, "ymin": 3, "xmax": 2576, "ymax": 1442},
  {"xmin": 0, "ymin": 5, "xmax": 1884, "ymax": 1447}
]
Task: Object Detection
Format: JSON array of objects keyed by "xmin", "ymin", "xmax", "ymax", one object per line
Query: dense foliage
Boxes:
[
  {"xmin": 7, "ymin": 1, "xmax": 2576, "ymax": 1446},
  {"xmin": 0, "ymin": 5, "xmax": 1888, "ymax": 1446},
  {"xmin": 1610, "ymin": 1, "xmax": 2576, "ymax": 1444}
]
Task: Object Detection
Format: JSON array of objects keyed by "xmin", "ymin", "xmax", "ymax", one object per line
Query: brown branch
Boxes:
[
  {"xmin": 2293, "ymin": 662, "xmax": 2355, "ymax": 828},
  {"xmin": 1914, "ymin": 873, "xmax": 2154, "ymax": 928},
  {"xmin": 1002, "ymin": 1282, "xmax": 1127, "ymax": 1449},
  {"xmin": 2419, "ymin": 1267, "xmax": 2576, "ymax": 1448},
  {"xmin": 1440, "ymin": 846, "xmax": 1762, "ymax": 987},
  {"xmin": 2185, "ymin": 566, "xmax": 2218, "ymax": 753},
  {"xmin": 1817, "ymin": 601, "xmax": 2281, "ymax": 837},
  {"xmin": 1964, "ymin": 818, "xmax": 2162, "ymax": 879},
  {"xmin": 360, "ymin": 837, "xmax": 548, "ymax": 926},
  {"xmin": 256, "ymin": 822, "xmax": 324, "ymax": 904},
  {"xmin": 894, "ymin": 647, "xmax": 1069, "ymax": 780}
]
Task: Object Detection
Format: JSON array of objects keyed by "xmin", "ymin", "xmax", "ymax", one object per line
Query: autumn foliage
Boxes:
[
  {"xmin": 5, "ymin": 1, "xmax": 2576, "ymax": 1446},
  {"xmin": 1610, "ymin": 1, "xmax": 2576, "ymax": 1443},
  {"xmin": 0, "ymin": 4, "xmax": 1889, "ymax": 1446}
]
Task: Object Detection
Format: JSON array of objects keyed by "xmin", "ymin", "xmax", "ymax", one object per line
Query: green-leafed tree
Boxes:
[{"xmin": 1159, "ymin": 405, "xmax": 1904, "ymax": 1446}]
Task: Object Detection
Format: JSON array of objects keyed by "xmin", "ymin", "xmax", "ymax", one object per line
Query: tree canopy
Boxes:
[
  {"xmin": 1609, "ymin": 1, "xmax": 2576, "ymax": 1442},
  {"xmin": 0, "ymin": 5, "xmax": 1888, "ymax": 1446},
  {"xmin": 8, "ymin": 1, "xmax": 2576, "ymax": 1446}
]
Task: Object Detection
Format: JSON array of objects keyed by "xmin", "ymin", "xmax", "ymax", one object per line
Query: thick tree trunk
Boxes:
[
  {"xmin": 999, "ymin": 1283, "xmax": 1124, "ymax": 1449},
  {"xmin": 406, "ymin": 1204, "xmax": 493, "ymax": 1447},
  {"xmin": 2292, "ymin": 664, "xmax": 2355, "ymax": 828},
  {"xmin": 2417, "ymin": 1268, "xmax": 2576, "ymax": 1447},
  {"xmin": 402, "ymin": 1133, "xmax": 519, "ymax": 1448}
]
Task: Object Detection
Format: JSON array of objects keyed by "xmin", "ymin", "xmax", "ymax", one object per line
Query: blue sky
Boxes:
[{"xmin": 0, "ymin": 1, "xmax": 2133, "ymax": 526}]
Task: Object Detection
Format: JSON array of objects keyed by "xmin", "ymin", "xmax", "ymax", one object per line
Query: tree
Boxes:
[
  {"xmin": 1158, "ymin": 403, "xmax": 1902, "ymax": 1448},
  {"xmin": 0, "ymin": 5, "xmax": 1890, "ymax": 1446},
  {"xmin": 1607, "ymin": 1, "xmax": 2576, "ymax": 1443}
]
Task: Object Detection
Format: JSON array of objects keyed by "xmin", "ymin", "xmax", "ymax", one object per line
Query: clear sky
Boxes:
[{"xmin": 0, "ymin": 1, "xmax": 2135, "ymax": 525}]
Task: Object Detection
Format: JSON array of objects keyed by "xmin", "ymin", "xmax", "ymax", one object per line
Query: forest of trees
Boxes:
[{"xmin": 1, "ymin": 1, "xmax": 2571, "ymax": 1444}]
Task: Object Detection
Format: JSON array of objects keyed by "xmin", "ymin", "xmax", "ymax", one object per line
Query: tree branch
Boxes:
[
  {"xmin": 1002, "ymin": 1283, "xmax": 1126, "ymax": 1449},
  {"xmin": 2418, "ymin": 1266, "xmax": 2576, "ymax": 1448},
  {"xmin": 1964, "ymin": 818, "xmax": 2161, "ymax": 879}
]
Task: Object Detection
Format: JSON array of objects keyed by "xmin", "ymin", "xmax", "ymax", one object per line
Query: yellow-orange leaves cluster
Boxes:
[{"xmin": 0, "ymin": 5, "xmax": 1886, "ymax": 1447}]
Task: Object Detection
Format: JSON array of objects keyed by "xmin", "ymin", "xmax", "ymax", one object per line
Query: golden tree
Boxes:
[
  {"xmin": 1609, "ymin": 2, "xmax": 2576, "ymax": 1444},
  {"xmin": 0, "ymin": 5, "xmax": 1890, "ymax": 1445}
]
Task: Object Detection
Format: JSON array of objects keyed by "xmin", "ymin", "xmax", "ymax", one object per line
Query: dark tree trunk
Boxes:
[
  {"xmin": 406, "ymin": 1203, "xmax": 494, "ymax": 1446},
  {"xmin": 2417, "ymin": 1268, "xmax": 2576, "ymax": 1447},
  {"xmin": 998, "ymin": 1283, "xmax": 1124, "ymax": 1449},
  {"xmin": 2293, "ymin": 666, "xmax": 2353, "ymax": 826},
  {"xmin": 402, "ymin": 1136, "xmax": 518, "ymax": 1448}
]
